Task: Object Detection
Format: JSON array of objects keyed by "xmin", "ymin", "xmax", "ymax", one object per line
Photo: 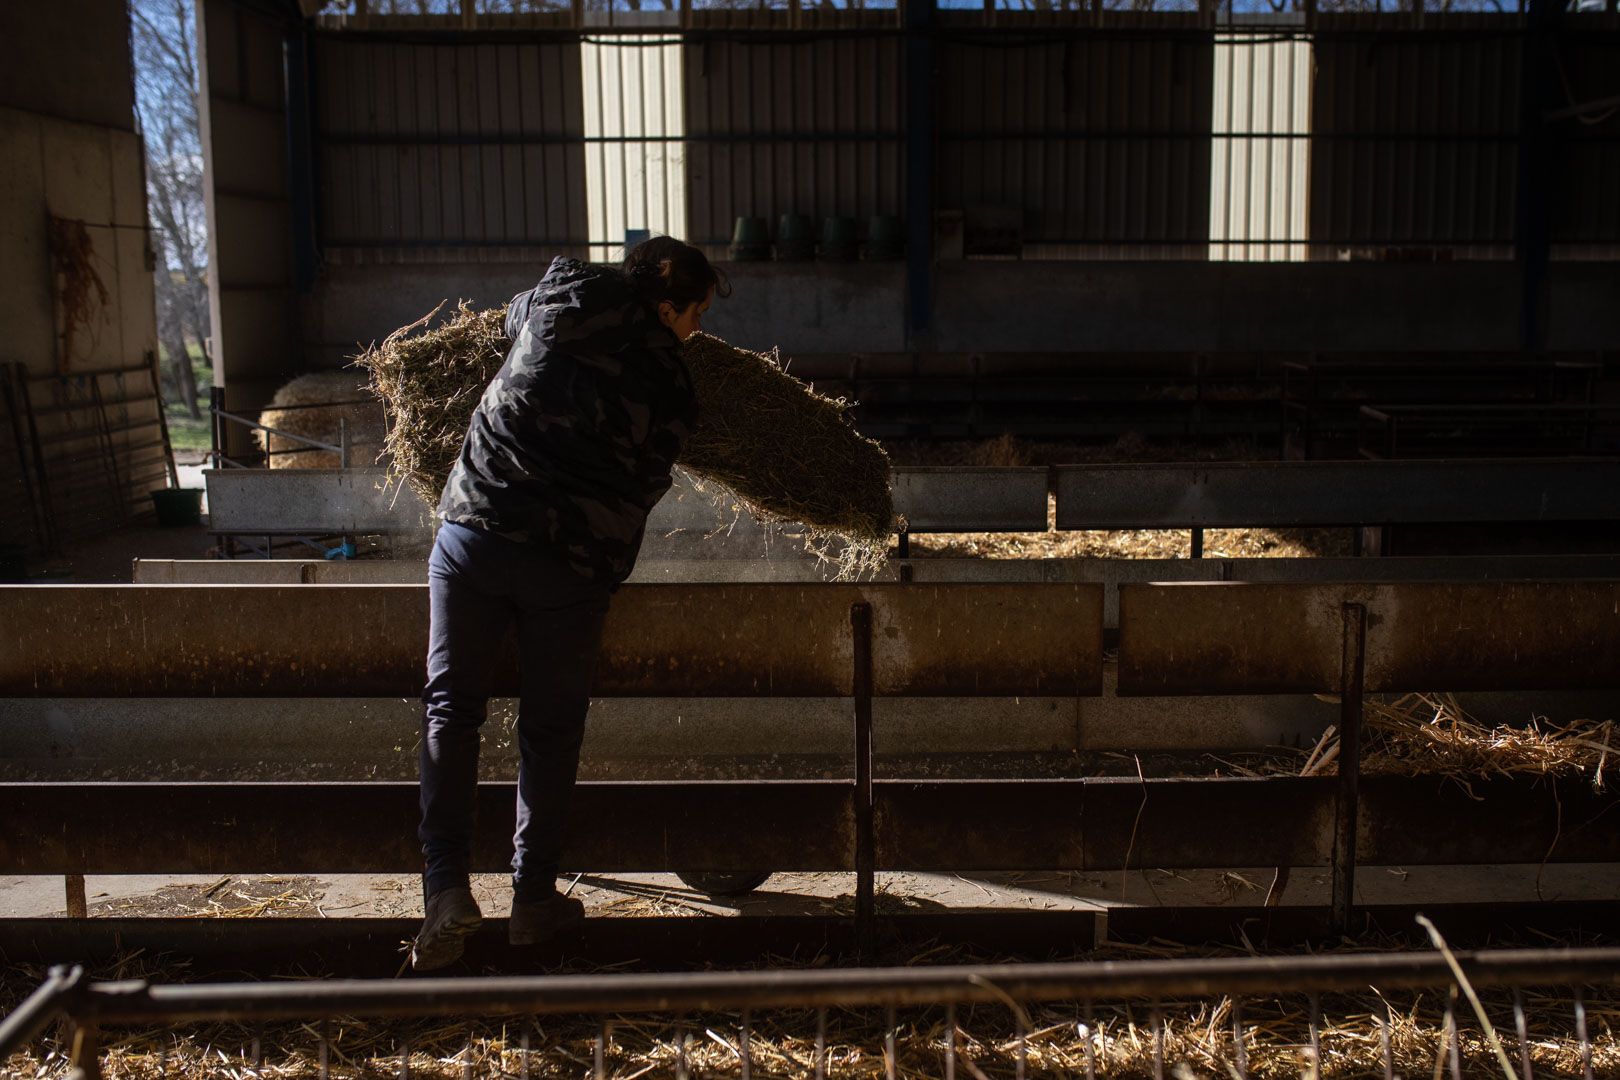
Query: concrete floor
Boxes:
[{"xmin": 5, "ymin": 864, "xmax": 1616, "ymax": 921}]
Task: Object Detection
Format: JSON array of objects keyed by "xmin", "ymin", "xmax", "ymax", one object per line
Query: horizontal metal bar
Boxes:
[
  {"xmin": 0, "ymin": 583, "xmax": 1103, "ymax": 698},
  {"xmin": 893, "ymin": 467, "xmax": 1049, "ymax": 532},
  {"xmin": 6, "ymin": 776, "xmax": 1614, "ymax": 875},
  {"xmin": 0, "ymin": 781, "xmax": 853, "ymax": 874},
  {"xmin": 0, "ymin": 913, "xmax": 1098, "ymax": 981},
  {"xmin": 321, "ymin": 131, "xmax": 904, "ymax": 146},
  {"xmin": 211, "ymin": 409, "xmax": 344, "ymax": 452},
  {"xmin": 137, "ymin": 553, "xmax": 1620, "ymax": 587},
  {"xmin": 1055, "ymin": 460, "xmax": 1620, "ymax": 529},
  {"xmin": 9, "ymin": 908, "xmax": 1620, "ymax": 983},
  {"xmin": 66, "ymin": 948, "xmax": 1620, "ymax": 1026},
  {"xmin": 1119, "ymin": 581, "xmax": 1620, "ymax": 695}
]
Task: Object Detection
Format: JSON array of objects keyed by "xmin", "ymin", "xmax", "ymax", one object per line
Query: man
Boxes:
[{"xmin": 412, "ymin": 239, "xmax": 726, "ymax": 970}]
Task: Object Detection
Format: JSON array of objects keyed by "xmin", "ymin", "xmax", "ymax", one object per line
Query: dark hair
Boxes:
[{"xmin": 623, "ymin": 236, "xmax": 731, "ymax": 313}]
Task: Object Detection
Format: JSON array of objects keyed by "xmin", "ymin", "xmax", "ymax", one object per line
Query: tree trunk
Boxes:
[{"xmin": 167, "ymin": 330, "xmax": 201, "ymax": 419}]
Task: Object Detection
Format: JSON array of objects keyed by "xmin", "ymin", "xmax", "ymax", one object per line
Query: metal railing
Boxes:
[
  {"xmin": 208, "ymin": 386, "xmax": 365, "ymax": 471},
  {"xmin": 5, "ymin": 947, "xmax": 1619, "ymax": 1079}
]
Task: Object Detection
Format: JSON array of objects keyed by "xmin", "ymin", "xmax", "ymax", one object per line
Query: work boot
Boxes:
[
  {"xmin": 509, "ymin": 891, "xmax": 585, "ymax": 946},
  {"xmin": 410, "ymin": 886, "xmax": 483, "ymax": 971}
]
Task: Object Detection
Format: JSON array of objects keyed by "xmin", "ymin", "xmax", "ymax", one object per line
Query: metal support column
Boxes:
[
  {"xmin": 851, "ymin": 602, "xmax": 876, "ymax": 952},
  {"xmin": 1331, "ymin": 603, "xmax": 1367, "ymax": 936},
  {"xmin": 1515, "ymin": 0, "xmax": 1563, "ymax": 354},
  {"xmin": 64, "ymin": 874, "xmax": 87, "ymax": 919},
  {"xmin": 283, "ymin": 23, "xmax": 320, "ymax": 295},
  {"xmin": 903, "ymin": 0, "xmax": 935, "ymax": 342}
]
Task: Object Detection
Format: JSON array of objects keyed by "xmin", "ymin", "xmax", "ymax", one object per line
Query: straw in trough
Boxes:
[
  {"xmin": 356, "ymin": 304, "xmax": 893, "ymax": 576},
  {"xmin": 256, "ymin": 370, "xmax": 387, "ymax": 469}
]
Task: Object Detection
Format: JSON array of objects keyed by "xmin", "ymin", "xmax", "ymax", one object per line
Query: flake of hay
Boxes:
[
  {"xmin": 357, "ymin": 303, "xmax": 508, "ymax": 506},
  {"xmin": 256, "ymin": 370, "xmax": 387, "ymax": 469},
  {"xmin": 677, "ymin": 332, "xmax": 892, "ymax": 578},
  {"xmin": 355, "ymin": 306, "xmax": 894, "ymax": 576}
]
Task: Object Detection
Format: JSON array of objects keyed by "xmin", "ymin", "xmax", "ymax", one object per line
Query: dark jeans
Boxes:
[{"xmin": 419, "ymin": 521, "xmax": 613, "ymax": 901}]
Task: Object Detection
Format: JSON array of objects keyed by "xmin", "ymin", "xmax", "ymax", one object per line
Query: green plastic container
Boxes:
[
  {"xmin": 728, "ymin": 216, "xmax": 771, "ymax": 261},
  {"xmin": 819, "ymin": 216, "xmax": 859, "ymax": 261},
  {"xmin": 774, "ymin": 213, "xmax": 815, "ymax": 261},
  {"xmin": 151, "ymin": 488, "xmax": 204, "ymax": 527},
  {"xmin": 864, "ymin": 214, "xmax": 904, "ymax": 260}
]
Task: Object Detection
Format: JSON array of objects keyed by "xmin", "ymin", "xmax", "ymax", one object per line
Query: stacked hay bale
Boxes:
[
  {"xmin": 356, "ymin": 303, "xmax": 893, "ymax": 575},
  {"xmin": 256, "ymin": 370, "xmax": 387, "ymax": 469}
]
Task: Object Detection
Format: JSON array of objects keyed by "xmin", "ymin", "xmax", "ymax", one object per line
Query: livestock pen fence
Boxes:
[{"xmin": 2, "ymin": 576, "xmax": 1619, "ymax": 952}]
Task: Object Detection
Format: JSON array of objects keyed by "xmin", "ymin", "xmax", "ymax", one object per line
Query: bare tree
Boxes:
[{"xmin": 131, "ymin": 0, "xmax": 209, "ymax": 419}]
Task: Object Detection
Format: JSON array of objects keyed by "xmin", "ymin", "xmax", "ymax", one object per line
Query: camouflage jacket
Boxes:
[{"xmin": 438, "ymin": 257, "xmax": 695, "ymax": 584}]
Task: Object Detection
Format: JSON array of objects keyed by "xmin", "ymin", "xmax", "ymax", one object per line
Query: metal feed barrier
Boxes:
[
  {"xmin": 2, "ymin": 579, "xmax": 1620, "ymax": 965},
  {"xmin": 204, "ymin": 458, "xmax": 1620, "ymax": 561},
  {"xmin": 5, "ymin": 947, "xmax": 1620, "ymax": 1080}
]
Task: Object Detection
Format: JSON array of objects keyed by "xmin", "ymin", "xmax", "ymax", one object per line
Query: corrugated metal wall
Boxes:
[
  {"xmin": 1208, "ymin": 32, "xmax": 1310, "ymax": 262},
  {"xmin": 302, "ymin": 18, "xmax": 1618, "ymax": 263},
  {"xmin": 935, "ymin": 35, "xmax": 1214, "ymax": 257},
  {"xmin": 1310, "ymin": 21, "xmax": 1521, "ymax": 259},
  {"xmin": 1550, "ymin": 33, "xmax": 1620, "ymax": 256},
  {"xmin": 313, "ymin": 37, "xmax": 588, "ymax": 250},
  {"xmin": 682, "ymin": 37, "xmax": 905, "ymax": 250}
]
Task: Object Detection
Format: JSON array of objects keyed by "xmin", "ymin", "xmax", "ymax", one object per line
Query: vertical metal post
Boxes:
[
  {"xmin": 67, "ymin": 1021, "xmax": 101, "ymax": 1080},
  {"xmin": 209, "ymin": 385, "xmax": 224, "ymax": 469},
  {"xmin": 1515, "ymin": 0, "xmax": 1563, "ymax": 354},
  {"xmin": 64, "ymin": 875, "xmax": 87, "ymax": 919},
  {"xmin": 1190, "ymin": 528, "xmax": 1204, "ymax": 558},
  {"xmin": 1330, "ymin": 602, "xmax": 1367, "ymax": 935},
  {"xmin": 903, "ymin": 0, "xmax": 935, "ymax": 342},
  {"xmin": 283, "ymin": 24, "xmax": 320, "ymax": 295},
  {"xmin": 851, "ymin": 601, "xmax": 876, "ymax": 953}
]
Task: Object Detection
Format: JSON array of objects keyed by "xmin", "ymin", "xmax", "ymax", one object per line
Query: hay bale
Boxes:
[
  {"xmin": 355, "ymin": 304, "xmax": 893, "ymax": 575},
  {"xmin": 256, "ymin": 370, "xmax": 387, "ymax": 469}
]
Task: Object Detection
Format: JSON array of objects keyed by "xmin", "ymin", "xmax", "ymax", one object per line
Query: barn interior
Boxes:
[{"xmin": 4, "ymin": 0, "xmax": 1620, "ymax": 1076}]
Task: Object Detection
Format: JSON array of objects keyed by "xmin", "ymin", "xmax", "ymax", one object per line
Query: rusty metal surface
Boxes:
[
  {"xmin": 868, "ymin": 584, "xmax": 1103, "ymax": 696},
  {"xmin": 1119, "ymin": 581, "xmax": 1620, "ymax": 696},
  {"xmin": 1055, "ymin": 460, "xmax": 1620, "ymax": 530},
  {"xmin": 891, "ymin": 467, "xmax": 1050, "ymax": 533},
  {"xmin": 0, "ymin": 781, "xmax": 854, "ymax": 874},
  {"xmin": 8, "ymin": 912, "xmax": 1620, "ymax": 983},
  {"xmin": 1360, "ymin": 776, "xmax": 1620, "ymax": 866},
  {"xmin": 1118, "ymin": 583, "xmax": 1347, "ymax": 695},
  {"xmin": 1362, "ymin": 582, "xmax": 1620, "ymax": 692},
  {"xmin": 875, "ymin": 778, "xmax": 1333, "ymax": 871},
  {"xmin": 0, "ymin": 583, "xmax": 1103, "ymax": 699}
]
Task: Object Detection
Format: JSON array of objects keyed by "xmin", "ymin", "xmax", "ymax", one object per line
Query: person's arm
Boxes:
[{"xmin": 504, "ymin": 285, "xmax": 540, "ymax": 341}]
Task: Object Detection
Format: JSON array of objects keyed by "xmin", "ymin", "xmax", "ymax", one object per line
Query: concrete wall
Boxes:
[
  {"xmin": 0, "ymin": 2, "xmax": 137, "ymax": 132},
  {"xmin": 303, "ymin": 256, "xmax": 1619, "ymax": 370},
  {"xmin": 0, "ymin": 1, "xmax": 154, "ymax": 380},
  {"xmin": 0, "ymin": 1, "xmax": 166, "ymax": 544},
  {"xmin": 303, "ymin": 258, "xmax": 908, "ymax": 368}
]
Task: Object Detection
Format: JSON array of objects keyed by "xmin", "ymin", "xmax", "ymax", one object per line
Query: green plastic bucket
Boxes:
[
  {"xmin": 774, "ymin": 213, "xmax": 815, "ymax": 261},
  {"xmin": 864, "ymin": 214, "xmax": 904, "ymax": 260},
  {"xmin": 728, "ymin": 216, "xmax": 771, "ymax": 261},
  {"xmin": 151, "ymin": 488, "xmax": 204, "ymax": 527},
  {"xmin": 820, "ymin": 216, "xmax": 859, "ymax": 261}
]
